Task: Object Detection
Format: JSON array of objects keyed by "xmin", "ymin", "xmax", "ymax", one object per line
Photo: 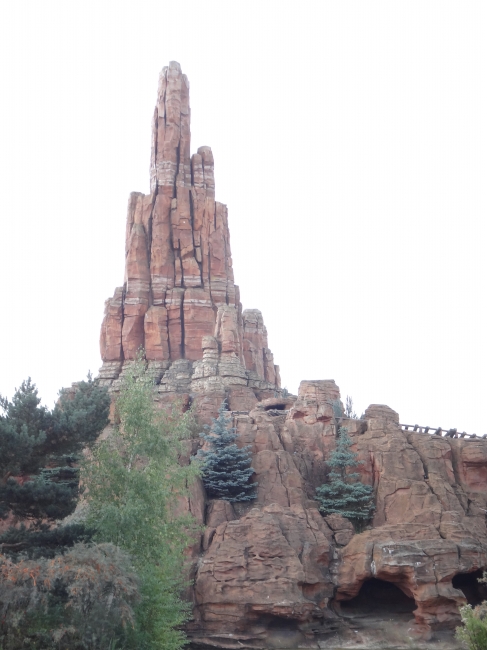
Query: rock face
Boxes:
[
  {"xmin": 97, "ymin": 63, "xmax": 487, "ymax": 648},
  {"xmin": 188, "ymin": 385, "xmax": 487, "ymax": 648},
  {"xmin": 99, "ymin": 61, "xmax": 280, "ymax": 397}
]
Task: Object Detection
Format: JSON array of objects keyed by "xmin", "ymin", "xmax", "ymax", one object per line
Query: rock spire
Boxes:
[{"xmin": 99, "ymin": 61, "xmax": 280, "ymax": 395}]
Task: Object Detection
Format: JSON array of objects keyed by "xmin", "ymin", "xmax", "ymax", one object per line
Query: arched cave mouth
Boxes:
[
  {"xmin": 453, "ymin": 570, "xmax": 487, "ymax": 606},
  {"xmin": 340, "ymin": 578, "xmax": 416, "ymax": 620}
]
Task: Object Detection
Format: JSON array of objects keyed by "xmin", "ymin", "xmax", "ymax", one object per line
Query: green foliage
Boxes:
[
  {"xmin": 331, "ymin": 398, "xmax": 343, "ymax": 422},
  {"xmin": 456, "ymin": 602, "xmax": 487, "ymax": 650},
  {"xmin": 82, "ymin": 354, "xmax": 200, "ymax": 650},
  {"xmin": 0, "ymin": 376, "xmax": 113, "ymax": 648},
  {"xmin": 0, "ymin": 376, "xmax": 110, "ymax": 523},
  {"xmin": 0, "ymin": 522, "xmax": 94, "ymax": 560},
  {"xmin": 316, "ymin": 427, "xmax": 375, "ymax": 530},
  {"xmin": 198, "ymin": 402, "xmax": 257, "ymax": 502},
  {"xmin": 345, "ymin": 395, "xmax": 358, "ymax": 419},
  {"xmin": 0, "ymin": 542, "xmax": 139, "ymax": 649}
]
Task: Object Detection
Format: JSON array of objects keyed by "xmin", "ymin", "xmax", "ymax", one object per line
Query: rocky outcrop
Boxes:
[
  {"xmin": 99, "ymin": 61, "xmax": 280, "ymax": 396},
  {"xmin": 188, "ymin": 383, "xmax": 487, "ymax": 647},
  {"xmin": 97, "ymin": 62, "xmax": 487, "ymax": 648}
]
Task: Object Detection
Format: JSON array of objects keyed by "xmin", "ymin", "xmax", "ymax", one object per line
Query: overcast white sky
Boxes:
[{"xmin": 1, "ymin": 1, "xmax": 486, "ymax": 432}]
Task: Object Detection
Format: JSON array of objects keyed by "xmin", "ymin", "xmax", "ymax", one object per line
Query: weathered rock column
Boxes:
[{"xmin": 99, "ymin": 61, "xmax": 280, "ymax": 395}]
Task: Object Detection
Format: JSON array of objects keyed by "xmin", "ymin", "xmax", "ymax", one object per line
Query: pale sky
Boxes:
[{"xmin": 1, "ymin": 1, "xmax": 486, "ymax": 433}]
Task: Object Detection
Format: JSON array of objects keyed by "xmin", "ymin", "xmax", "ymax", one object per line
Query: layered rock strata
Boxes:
[
  {"xmin": 96, "ymin": 62, "xmax": 487, "ymax": 648},
  {"xmin": 99, "ymin": 61, "xmax": 280, "ymax": 396},
  {"xmin": 188, "ymin": 382, "xmax": 487, "ymax": 648}
]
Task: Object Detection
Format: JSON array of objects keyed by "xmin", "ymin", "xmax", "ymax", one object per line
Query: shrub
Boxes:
[
  {"xmin": 0, "ymin": 542, "xmax": 139, "ymax": 649},
  {"xmin": 456, "ymin": 602, "xmax": 487, "ymax": 650}
]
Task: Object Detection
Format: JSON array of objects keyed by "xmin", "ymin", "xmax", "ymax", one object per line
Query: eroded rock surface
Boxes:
[
  {"xmin": 97, "ymin": 62, "xmax": 486, "ymax": 648},
  {"xmin": 187, "ymin": 384, "xmax": 487, "ymax": 648},
  {"xmin": 99, "ymin": 61, "xmax": 280, "ymax": 397}
]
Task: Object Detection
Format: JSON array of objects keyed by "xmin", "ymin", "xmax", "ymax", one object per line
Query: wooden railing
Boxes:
[
  {"xmin": 230, "ymin": 410, "xmax": 486, "ymax": 441},
  {"xmin": 400, "ymin": 424, "xmax": 487, "ymax": 439}
]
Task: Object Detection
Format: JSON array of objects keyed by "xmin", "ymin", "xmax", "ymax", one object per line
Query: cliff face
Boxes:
[
  {"xmin": 187, "ymin": 387, "xmax": 487, "ymax": 648},
  {"xmin": 98, "ymin": 63, "xmax": 487, "ymax": 648}
]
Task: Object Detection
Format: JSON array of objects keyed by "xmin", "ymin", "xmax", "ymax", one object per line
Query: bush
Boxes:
[
  {"xmin": 0, "ymin": 543, "xmax": 139, "ymax": 649},
  {"xmin": 456, "ymin": 602, "xmax": 487, "ymax": 650}
]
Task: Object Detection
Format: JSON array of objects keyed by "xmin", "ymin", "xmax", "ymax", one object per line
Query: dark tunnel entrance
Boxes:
[
  {"xmin": 340, "ymin": 578, "xmax": 416, "ymax": 620},
  {"xmin": 453, "ymin": 570, "xmax": 487, "ymax": 606}
]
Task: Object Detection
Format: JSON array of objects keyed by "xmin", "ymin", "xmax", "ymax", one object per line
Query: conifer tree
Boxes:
[
  {"xmin": 199, "ymin": 402, "xmax": 257, "ymax": 502},
  {"xmin": 0, "ymin": 376, "xmax": 110, "ymax": 527},
  {"xmin": 316, "ymin": 426, "xmax": 374, "ymax": 530}
]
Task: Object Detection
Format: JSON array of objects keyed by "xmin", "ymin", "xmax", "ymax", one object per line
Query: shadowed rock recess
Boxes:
[{"xmin": 98, "ymin": 62, "xmax": 487, "ymax": 648}]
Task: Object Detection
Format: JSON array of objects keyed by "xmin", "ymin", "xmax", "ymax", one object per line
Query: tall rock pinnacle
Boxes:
[{"xmin": 99, "ymin": 62, "xmax": 280, "ymax": 396}]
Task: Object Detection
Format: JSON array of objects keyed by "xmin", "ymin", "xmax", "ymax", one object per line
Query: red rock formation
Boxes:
[
  {"xmin": 97, "ymin": 62, "xmax": 487, "ymax": 648},
  {"xmin": 99, "ymin": 61, "xmax": 280, "ymax": 394},
  {"xmin": 188, "ymin": 382, "xmax": 487, "ymax": 646}
]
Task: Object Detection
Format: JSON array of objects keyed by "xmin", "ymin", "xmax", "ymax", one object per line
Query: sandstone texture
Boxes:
[
  {"xmin": 99, "ymin": 61, "xmax": 280, "ymax": 398},
  {"xmin": 185, "ymin": 383, "xmax": 487, "ymax": 648},
  {"xmin": 97, "ymin": 63, "xmax": 487, "ymax": 649}
]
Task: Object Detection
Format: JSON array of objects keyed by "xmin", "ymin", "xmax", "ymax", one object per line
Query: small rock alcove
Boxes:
[
  {"xmin": 253, "ymin": 614, "xmax": 305, "ymax": 649},
  {"xmin": 339, "ymin": 578, "xmax": 416, "ymax": 620},
  {"xmin": 263, "ymin": 403, "xmax": 288, "ymax": 411},
  {"xmin": 453, "ymin": 570, "xmax": 487, "ymax": 606}
]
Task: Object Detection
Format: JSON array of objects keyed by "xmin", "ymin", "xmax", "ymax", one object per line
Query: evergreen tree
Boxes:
[
  {"xmin": 316, "ymin": 427, "xmax": 374, "ymax": 530},
  {"xmin": 0, "ymin": 375, "xmax": 110, "ymax": 547},
  {"xmin": 199, "ymin": 402, "xmax": 257, "ymax": 502}
]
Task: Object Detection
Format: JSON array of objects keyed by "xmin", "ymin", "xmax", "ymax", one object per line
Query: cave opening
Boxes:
[
  {"xmin": 340, "ymin": 578, "xmax": 416, "ymax": 620},
  {"xmin": 453, "ymin": 570, "xmax": 487, "ymax": 606},
  {"xmin": 264, "ymin": 403, "xmax": 287, "ymax": 411}
]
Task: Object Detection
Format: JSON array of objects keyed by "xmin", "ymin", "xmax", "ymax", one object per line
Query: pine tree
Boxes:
[
  {"xmin": 198, "ymin": 402, "xmax": 257, "ymax": 502},
  {"xmin": 316, "ymin": 426, "xmax": 374, "ymax": 530},
  {"xmin": 0, "ymin": 375, "xmax": 110, "ymax": 531}
]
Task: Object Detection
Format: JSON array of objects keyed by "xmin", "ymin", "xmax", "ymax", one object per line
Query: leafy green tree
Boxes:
[
  {"xmin": 316, "ymin": 426, "xmax": 374, "ymax": 530},
  {"xmin": 82, "ymin": 354, "xmax": 200, "ymax": 650},
  {"xmin": 198, "ymin": 401, "xmax": 257, "ymax": 502},
  {"xmin": 0, "ymin": 376, "xmax": 110, "ymax": 554}
]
